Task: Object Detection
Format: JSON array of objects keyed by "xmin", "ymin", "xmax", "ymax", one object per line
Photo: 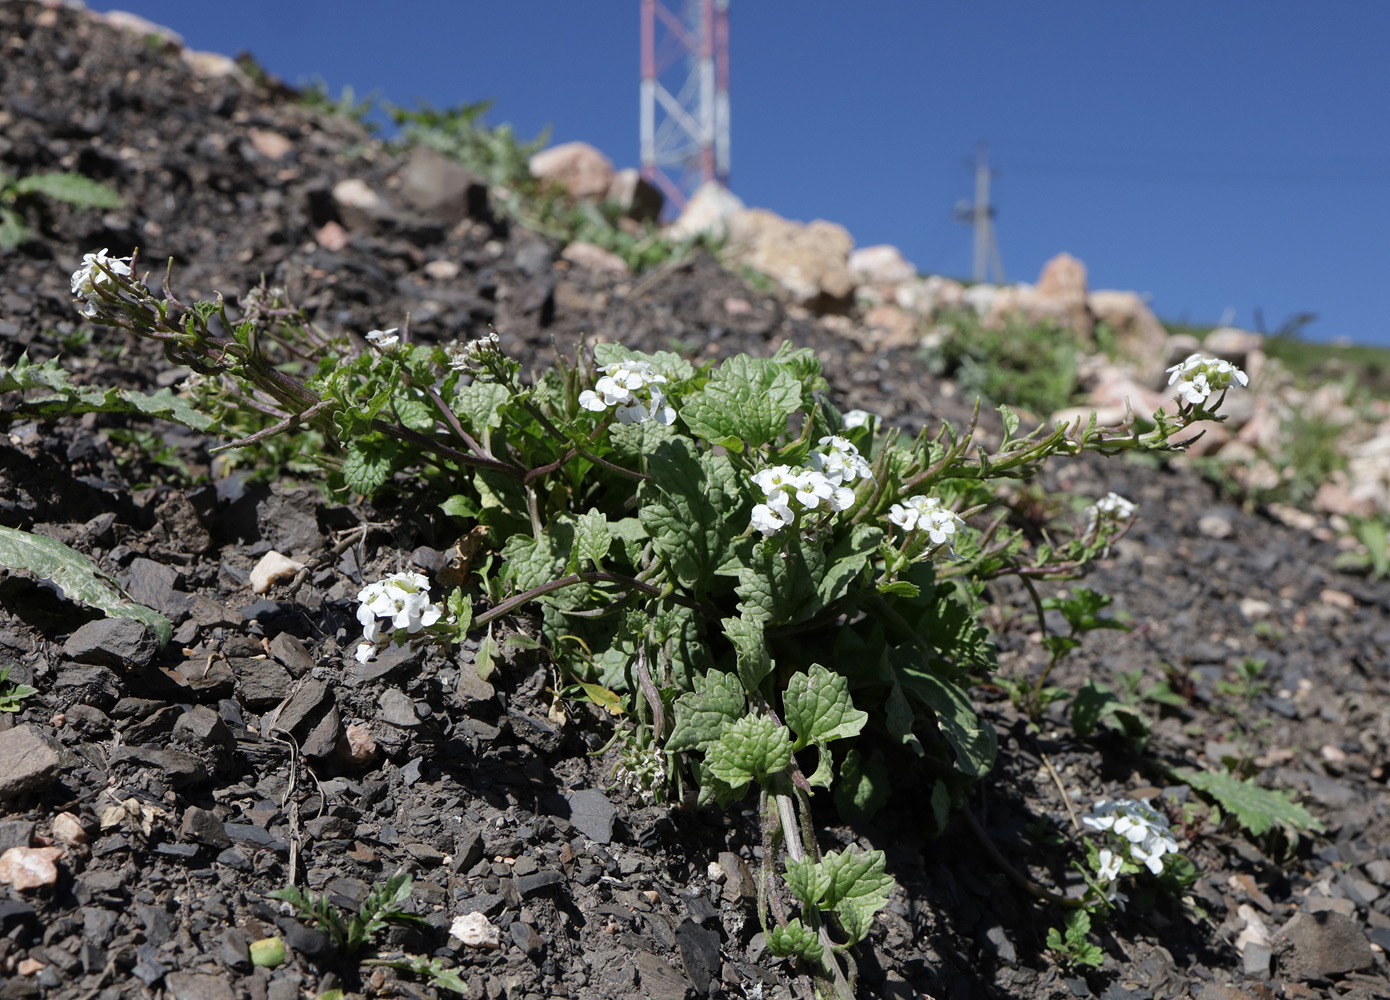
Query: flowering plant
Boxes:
[{"xmin": 54, "ymin": 249, "xmax": 1249, "ymax": 998}]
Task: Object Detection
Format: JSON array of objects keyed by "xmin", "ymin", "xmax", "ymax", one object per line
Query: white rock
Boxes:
[
  {"xmin": 849, "ymin": 244, "xmax": 916, "ymax": 287},
  {"xmin": 0, "ymin": 847, "xmax": 62, "ymax": 891},
  {"xmin": 250, "ymin": 552, "xmax": 304, "ymax": 595},
  {"xmin": 561, "ymin": 241, "xmax": 630, "ymax": 275},
  {"xmin": 666, "ymin": 181, "xmax": 744, "ymax": 242},
  {"xmin": 450, "ymin": 911, "xmax": 501, "ymax": 950}
]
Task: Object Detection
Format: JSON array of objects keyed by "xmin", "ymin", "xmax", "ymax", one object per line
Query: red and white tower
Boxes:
[{"xmin": 640, "ymin": 0, "xmax": 730, "ymax": 211}]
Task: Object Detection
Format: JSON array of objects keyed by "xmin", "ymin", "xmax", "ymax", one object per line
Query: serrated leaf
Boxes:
[
  {"xmin": 640, "ymin": 440, "xmax": 734, "ymax": 591},
  {"xmin": 451, "ymin": 380, "xmax": 511, "ymax": 432},
  {"xmin": 783, "ymin": 856, "xmax": 831, "ymax": 911},
  {"xmin": 14, "ymin": 172, "xmax": 125, "ymax": 209},
  {"xmin": 722, "ymin": 615, "xmax": 772, "ymax": 692},
  {"xmin": 1175, "ymin": 767, "xmax": 1325, "ymax": 839},
  {"xmin": 0, "ymin": 525, "xmax": 171, "ymax": 645},
  {"xmin": 705, "ymin": 715, "xmax": 791, "ymax": 790},
  {"xmin": 766, "ymin": 918, "xmax": 823, "ymax": 965},
  {"xmin": 666, "ymin": 670, "xmax": 745, "ymax": 753},
  {"xmin": 500, "ymin": 522, "xmax": 573, "ymax": 595},
  {"xmin": 571, "ymin": 508, "xmax": 610, "ymax": 571},
  {"xmin": 822, "ymin": 846, "xmax": 894, "ymax": 945},
  {"xmin": 735, "ymin": 534, "xmax": 824, "ymax": 625},
  {"xmin": 679, "ymin": 354, "xmax": 801, "ymax": 451},
  {"xmin": 342, "ymin": 435, "xmax": 399, "ymax": 496},
  {"xmin": 783, "ymin": 663, "xmax": 867, "ymax": 751}
]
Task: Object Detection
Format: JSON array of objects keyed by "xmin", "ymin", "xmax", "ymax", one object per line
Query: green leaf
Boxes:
[
  {"xmin": 0, "ymin": 525, "xmax": 171, "ymax": 645},
  {"xmin": 393, "ymin": 390, "xmax": 436, "ymax": 432},
  {"xmin": 998, "ymin": 403, "xmax": 1020, "ymax": 441},
  {"xmin": 447, "ymin": 588, "xmax": 473, "ymax": 642},
  {"xmin": 787, "ymin": 846, "xmax": 895, "ymax": 947},
  {"xmin": 883, "ymin": 681, "xmax": 924, "ymax": 756},
  {"xmin": 816, "ymin": 523, "xmax": 883, "ymax": 609},
  {"xmin": 640, "ymin": 440, "xmax": 734, "ymax": 591},
  {"xmin": 735, "ymin": 535, "xmax": 823, "ymax": 625},
  {"xmin": 451, "ymin": 380, "xmax": 511, "ymax": 433},
  {"xmin": 1043, "ymin": 588, "xmax": 1130, "ymax": 634},
  {"xmin": 1175, "ymin": 767, "xmax": 1325, "ymax": 839},
  {"xmin": 783, "ymin": 663, "xmax": 868, "ymax": 751},
  {"xmin": 0, "ymin": 353, "xmax": 216, "ymax": 431},
  {"xmin": 705, "ymin": 715, "xmax": 792, "ymax": 790},
  {"xmin": 896, "ymin": 656, "xmax": 997, "ymax": 778},
  {"xmin": 474, "ymin": 630, "xmax": 497, "ymax": 682},
  {"xmin": 679, "ymin": 354, "xmax": 801, "ymax": 451},
  {"xmin": 500, "ymin": 521, "xmax": 573, "ymax": 595},
  {"xmin": 571, "ymin": 508, "xmax": 611, "ymax": 571},
  {"xmin": 593, "ymin": 343, "xmax": 695, "ymax": 382},
  {"xmin": 440, "ymin": 494, "xmax": 480, "ymax": 520},
  {"xmin": 13, "ymin": 172, "xmax": 125, "ymax": 210},
  {"xmin": 722, "ymin": 615, "xmax": 772, "ymax": 692},
  {"xmin": 666, "ymin": 670, "xmax": 745, "ymax": 753},
  {"xmin": 0, "ymin": 209, "xmax": 29, "ymax": 251},
  {"xmin": 342, "ymin": 434, "xmax": 399, "ymax": 496},
  {"xmin": 767, "ymin": 918, "xmax": 823, "ymax": 965},
  {"xmin": 1070, "ymin": 680, "xmax": 1121, "ymax": 738},
  {"xmin": 833, "ymin": 748, "xmax": 891, "ymax": 822}
]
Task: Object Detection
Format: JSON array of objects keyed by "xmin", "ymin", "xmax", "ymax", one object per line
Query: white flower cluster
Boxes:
[
  {"xmin": 1084, "ymin": 491, "xmax": 1137, "ymax": 533},
  {"xmin": 749, "ymin": 436, "xmax": 871, "ymax": 536},
  {"xmin": 1166, "ymin": 353, "xmax": 1249, "ymax": 406},
  {"xmin": 579, "ymin": 359, "xmax": 675, "ymax": 426},
  {"xmin": 365, "ymin": 328, "xmax": 400, "ymax": 351},
  {"xmin": 71, "ymin": 248, "xmax": 133, "ymax": 318},
  {"xmin": 750, "ymin": 465, "xmax": 855, "ymax": 536},
  {"xmin": 1082, "ymin": 798, "xmax": 1182, "ymax": 875},
  {"xmin": 354, "ymin": 571, "xmax": 443, "ymax": 663},
  {"xmin": 888, "ymin": 495, "xmax": 963, "ymax": 550},
  {"xmin": 446, "ymin": 332, "xmax": 500, "ymax": 372}
]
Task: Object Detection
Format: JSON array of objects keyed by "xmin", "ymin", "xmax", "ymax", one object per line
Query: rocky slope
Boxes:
[{"xmin": 0, "ymin": 4, "xmax": 1388, "ymax": 1000}]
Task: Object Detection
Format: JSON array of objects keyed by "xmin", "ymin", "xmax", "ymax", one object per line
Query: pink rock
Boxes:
[
  {"xmin": 849, "ymin": 244, "xmax": 916, "ymax": 287},
  {"xmin": 248, "ymin": 129, "xmax": 293, "ymax": 161},
  {"xmin": 315, "ymin": 222, "xmax": 350, "ymax": 252},
  {"xmin": 561, "ymin": 241, "xmax": 630, "ymax": 275},
  {"xmin": 528, "ymin": 142, "xmax": 614, "ymax": 201},
  {"xmin": 0, "ymin": 847, "xmax": 63, "ymax": 891}
]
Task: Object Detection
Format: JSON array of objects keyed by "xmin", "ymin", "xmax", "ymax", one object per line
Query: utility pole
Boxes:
[
  {"xmin": 640, "ymin": 0, "xmax": 731, "ymax": 211},
  {"xmin": 955, "ymin": 141, "xmax": 1004, "ymax": 283}
]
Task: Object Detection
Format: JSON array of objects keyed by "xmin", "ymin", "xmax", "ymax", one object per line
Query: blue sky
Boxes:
[{"xmin": 98, "ymin": 2, "xmax": 1390, "ymax": 345}]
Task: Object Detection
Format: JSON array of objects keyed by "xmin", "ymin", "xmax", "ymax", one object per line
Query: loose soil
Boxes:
[{"xmin": 1, "ymin": 5, "xmax": 1388, "ymax": 999}]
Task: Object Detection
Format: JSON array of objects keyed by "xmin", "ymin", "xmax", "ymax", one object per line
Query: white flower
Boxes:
[
  {"xmin": 810, "ymin": 436, "xmax": 872, "ymax": 486},
  {"xmin": 579, "ymin": 359, "xmax": 673, "ymax": 425},
  {"xmin": 1084, "ymin": 492, "xmax": 1137, "ymax": 533},
  {"xmin": 1165, "ymin": 352, "xmax": 1248, "ymax": 406},
  {"xmin": 888, "ymin": 495, "xmax": 962, "ymax": 547},
  {"xmin": 842, "ymin": 409, "xmax": 874, "ymax": 430},
  {"xmin": 1082, "ymin": 798, "xmax": 1181, "ymax": 875},
  {"xmin": 748, "ymin": 465, "xmax": 854, "ymax": 535},
  {"xmin": 1096, "ymin": 848, "xmax": 1123, "ymax": 883},
  {"xmin": 71, "ymin": 248, "xmax": 133, "ymax": 318},
  {"xmin": 365, "ymin": 328, "xmax": 400, "ymax": 351},
  {"xmin": 447, "ymin": 332, "xmax": 500, "ymax": 372},
  {"xmin": 354, "ymin": 641, "xmax": 379, "ymax": 663},
  {"xmin": 353, "ymin": 571, "xmax": 443, "ymax": 663}
]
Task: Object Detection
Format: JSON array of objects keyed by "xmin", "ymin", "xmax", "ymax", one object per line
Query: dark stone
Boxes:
[
  {"xmin": 268, "ymin": 632, "xmax": 314, "ymax": 677},
  {"xmin": 1277, "ymin": 909, "xmax": 1376, "ymax": 980},
  {"xmin": 633, "ymin": 951, "xmax": 691, "ymax": 1000},
  {"xmin": 180, "ymin": 806, "xmax": 230, "ymax": 848},
  {"xmin": 258, "ymin": 487, "xmax": 323, "ymax": 553},
  {"xmin": 345, "ymin": 641, "xmax": 421, "ymax": 686},
  {"xmin": 0, "ymin": 820, "xmax": 36, "ymax": 853},
  {"xmin": 266, "ymin": 679, "xmax": 343, "ymax": 759},
  {"xmin": 122, "ymin": 557, "xmax": 190, "ymax": 618},
  {"xmin": 564, "ymin": 788, "xmax": 616, "ymax": 845},
  {"xmin": 454, "ymin": 892, "xmax": 504, "ymax": 917},
  {"xmin": 0, "ymin": 726, "xmax": 60, "ymax": 800},
  {"xmin": 378, "ymin": 688, "xmax": 420, "ymax": 728},
  {"xmin": 106, "ymin": 745, "xmax": 206, "ymax": 787},
  {"xmin": 675, "ymin": 919, "xmax": 722, "ymax": 995},
  {"xmin": 221, "ymin": 927, "xmax": 252, "ymax": 972},
  {"xmin": 509, "ymin": 920, "xmax": 544, "ymax": 958},
  {"xmin": 231, "ymin": 656, "xmax": 294, "ymax": 708},
  {"xmin": 278, "ymin": 918, "xmax": 333, "ymax": 958},
  {"xmin": 63, "ymin": 618, "xmax": 157, "ymax": 668},
  {"xmin": 507, "ymin": 709, "xmax": 563, "ymax": 754},
  {"xmin": 171, "ymin": 706, "xmax": 237, "ymax": 759},
  {"xmin": 303, "ymin": 815, "xmax": 354, "ymax": 841},
  {"xmin": 515, "ymin": 870, "xmax": 563, "ymax": 898},
  {"xmin": 163, "ymin": 970, "xmax": 236, "ymax": 1000},
  {"xmin": 399, "ymin": 146, "xmax": 489, "ymax": 223}
]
